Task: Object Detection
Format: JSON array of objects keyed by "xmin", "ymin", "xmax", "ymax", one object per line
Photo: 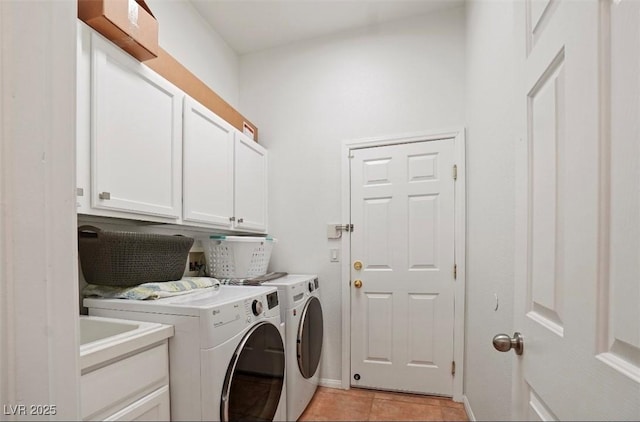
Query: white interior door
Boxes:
[
  {"xmin": 511, "ymin": 1, "xmax": 640, "ymax": 420},
  {"xmin": 350, "ymin": 139, "xmax": 455, "ymax": 396}
]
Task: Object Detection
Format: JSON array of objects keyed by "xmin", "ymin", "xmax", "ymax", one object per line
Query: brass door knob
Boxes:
[
  {"xmin": 353, "ymin": 279, "xmax": 363, "ymax": 288},
  {"xmin": 353, "ymin": 260, "xmax": 363, "ymax": 271}
]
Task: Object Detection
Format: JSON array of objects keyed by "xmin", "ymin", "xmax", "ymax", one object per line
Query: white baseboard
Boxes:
[
  {"xmin": 319, "ymin": 378, "xmax": 344, "ymax": 389},
  {"xmin": 463, "ymin": 395, "xmax": 476, "ymax": 421}
]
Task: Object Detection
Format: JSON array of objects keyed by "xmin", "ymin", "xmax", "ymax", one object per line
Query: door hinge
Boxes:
[
  {"xmin": 453, "ymin": 164, "xmax": 458, "ymax": 181},
  {"xmin": 453, "ymin": 264, "xmax": 457, "ymax": 280},
  {"xmin": 451, "ymin": 361, "xmax": 456, "ymax": 376}
]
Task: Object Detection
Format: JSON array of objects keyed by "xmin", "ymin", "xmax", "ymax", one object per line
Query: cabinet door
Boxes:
[
  {"xmin": 91, "ymin": 33, "xmax": 182, "ymax": 219},
  {"xmin": 81, "ymin": 343, "xmax": 169, "ymax": 420},
  {"xmin": 104, "ymin": 386, "xmax": 170, "ymax": 422},
  {"xmin": 183, "ymin": 98, "xmax": 234, "ymax": 228},
  {"xmin": 76, "ymin": 21, "xmax": 91, "ymax": 213},
  {"xmin": 234, "ymin": 132, "xmax": 267, "ymax": 232}
]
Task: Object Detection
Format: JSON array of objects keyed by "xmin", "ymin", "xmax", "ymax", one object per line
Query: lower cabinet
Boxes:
[
  {"xmin": 104, "ymin": 386, "xmax": 170, "ymax": 421},
  {"xmin": 81, "ymin": 342, "xmax": 170, "ymax": 421}
]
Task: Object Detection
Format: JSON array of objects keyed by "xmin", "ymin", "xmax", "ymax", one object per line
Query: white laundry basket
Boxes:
[{"xmin": 204, "ymin": 235, "xmax": 276, "ymax": 279}]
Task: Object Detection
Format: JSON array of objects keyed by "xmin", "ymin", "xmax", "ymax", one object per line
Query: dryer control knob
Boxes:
[
  {"xmin": 308, "ymin": 282, "xmax": 314, "ymax": 292},
  {"xmin": 252, "ymin": 300, "xmax": 263, "ymax": 316}
]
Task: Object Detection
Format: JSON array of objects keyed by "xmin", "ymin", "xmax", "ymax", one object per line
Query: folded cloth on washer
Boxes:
[
  {"xmin": 218, "ymin": 278, "xmax": 249, "ymax": 285},
  {"xmin": 82, "ymin": 277, "xmax": 220, "ymax": 300}
]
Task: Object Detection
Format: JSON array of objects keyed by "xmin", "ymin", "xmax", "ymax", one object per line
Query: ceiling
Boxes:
[{"xmin": 189, "ymin": 0, "xmax": 464, "ymax": 55}]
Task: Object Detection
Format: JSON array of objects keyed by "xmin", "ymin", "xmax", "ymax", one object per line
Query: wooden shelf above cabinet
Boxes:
[{"xmin": 145, "ymin": 47, "xmax": 259, "ymax": 141}]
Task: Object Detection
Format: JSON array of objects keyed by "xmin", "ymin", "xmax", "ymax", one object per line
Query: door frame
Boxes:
[
  {"xmin": 0, "ymin": 0, "xmax": 81, "ymax": 418},
  {"xmin": 340, "ymin": 128, "xmax": 466, "ymax": 401}
]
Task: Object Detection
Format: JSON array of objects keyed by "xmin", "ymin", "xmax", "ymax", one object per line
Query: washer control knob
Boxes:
[
  {"xmin": 308, "ymin": 282, "xmax": 314, "ymax": 292},
  {"xmin": 252, "ymin": 300, "xmax": 263, "ymax": 316}
]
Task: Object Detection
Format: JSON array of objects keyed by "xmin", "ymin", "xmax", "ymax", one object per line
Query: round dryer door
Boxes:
[
  {"xmin": 221, "ymin": 322, "xmax": 285, "ymax": 421},
  {"xmin": 297, "ymin": 296, "xmax": 324, "ymax": 379}
]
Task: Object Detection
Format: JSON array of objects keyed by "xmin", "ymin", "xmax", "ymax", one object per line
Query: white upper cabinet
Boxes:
[
  {"xmin": 234, "ymin": 132, "xmax": 268, "ymax": 233},
  {"xmin": 89, "ymin": 32, "xmax": 183, "ymax": 219},
  {"xmin": 76, "ymin": 23, "xmax": 268, "ymax": 233},
  {"xmin": 183, "ymin": 102, "xmax": 268, "ymax": 233},
  {"xmin": 182, "ymin": 97, "xmax": 234, "ymax": 228}
]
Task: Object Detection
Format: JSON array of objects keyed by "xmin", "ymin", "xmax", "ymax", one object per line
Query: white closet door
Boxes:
[{"xmin": 350, "ymin": 139, "xmax": 456, "ymax": 396}]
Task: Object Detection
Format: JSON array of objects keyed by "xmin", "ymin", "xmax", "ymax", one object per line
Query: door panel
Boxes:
[
  {"xmin": 408, "ymin": 195, "xmax": 439, "ymax": 269},
  {"xmin": 600, "ymin": 0, "xmax": 640, "ymax": 380},
  {"xmin": 364, "ymin": 293, "xmax": 393, "ymax": 363},
  {"xmin": 183, "ymin": 97, "xmax": 234, "ymax": 227},
  {"xmin": 407, "ymin": 153, "xmax": 438, "ymax": 181},
  {"xmin": 91, "ymin": 34, "xmax": 182, "ymax": 218},
  {"xmin": 407, "ymin": 294, "xmax": 436, "ymax": 365},
  {"xmin": 351, "ymin": 139, "xmax": 455, "ymax": 395},
  {"xmin": 528, "ymin": 49, "xmax": 565, "ymax": 336},
  {"xmin": 234, "ymin": 132, "xmax": 267, "ymax": 232},
  {"xmin": 513, "ymin": 1, "xmax": 640, "ymax": 419},
  {"xmin": 363, "ymin": 198, "xmax": 393, "ymax": 269},
  {"xmin": 526, "ymin": 389, "xmax": 557, "ymax": 422}
]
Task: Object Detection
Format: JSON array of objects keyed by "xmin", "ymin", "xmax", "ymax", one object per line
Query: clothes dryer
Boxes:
[
  {"xmin": 263, "ymin": 274, "xmax": 323, "ymax": 421},
  {"xmin": 84, "ymin": 284, "xmax": 286, "ymax": 422}
]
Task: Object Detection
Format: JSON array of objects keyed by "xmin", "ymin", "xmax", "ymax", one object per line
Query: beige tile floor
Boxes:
[{"xmin": 298, "ymin": 387, "xmax": 469, "ymax": 421}]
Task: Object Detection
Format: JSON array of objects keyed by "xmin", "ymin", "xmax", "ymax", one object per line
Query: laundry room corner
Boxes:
[
  {"xmin": 463, "ymin": 1, "xmax": 517, "ymax": 419},
  {"xmin": 239, "ymin": 5, "xmax": 466, "ymax": 388}
]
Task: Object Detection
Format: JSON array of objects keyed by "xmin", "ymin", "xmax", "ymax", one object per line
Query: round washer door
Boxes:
[
  {"xmin": 221, "ymin": 321, "xmax": 285, "ymax": 421},
  {"xmin": 297, "ymin": 296, "xmax": 324, "ymax": 379}
]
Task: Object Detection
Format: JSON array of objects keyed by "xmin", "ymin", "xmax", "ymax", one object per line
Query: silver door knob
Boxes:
[{"xmin": 492, "ymin": 332, "xmax": 524, "ymax": 355}]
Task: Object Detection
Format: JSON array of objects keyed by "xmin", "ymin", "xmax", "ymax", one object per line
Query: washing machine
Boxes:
[
  {"xmin": 263, "ymin": 274, "xmax": 323, "ymax": 421},
  {"xmin": 84, "ymin": 284, "xmax": 286, "ymax": 422}
]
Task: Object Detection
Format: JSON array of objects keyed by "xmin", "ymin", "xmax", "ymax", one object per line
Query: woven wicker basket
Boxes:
[{"xmin": 78, "ymin": 225, "xmax": 194, "ymax": 287}]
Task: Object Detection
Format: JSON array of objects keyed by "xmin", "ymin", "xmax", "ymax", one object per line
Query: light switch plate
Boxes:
[{"xmin": 330, "ymin": 248, "xmax": 340, "ymax": 262}]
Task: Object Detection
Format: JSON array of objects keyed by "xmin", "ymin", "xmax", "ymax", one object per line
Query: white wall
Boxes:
[
  {"xmin": 146, "ymin": 0, "xmax": 240, "ymax": 107},
  {"xmin": 464, "ymin": 1, "xmax": 516, "ymax": 420},
  {"xmin": 1, "ymin": 0, "xmax": 80, "ymax": 418},
  {"xmin": 239, "ymin": 7, "xmax": 466, "ymax": 383}
]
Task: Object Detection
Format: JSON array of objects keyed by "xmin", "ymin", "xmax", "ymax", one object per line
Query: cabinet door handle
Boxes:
[
  {"xmin": 237, "ymin": 218, "xmax": 244, "ymax": 223},
  {"xmin": 229, "ymin": 216, "xmax": 236, "ymax": 222},
  {"xmin": 99, "ymin": 192, "xmax": 111, "ymax": 200}
]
